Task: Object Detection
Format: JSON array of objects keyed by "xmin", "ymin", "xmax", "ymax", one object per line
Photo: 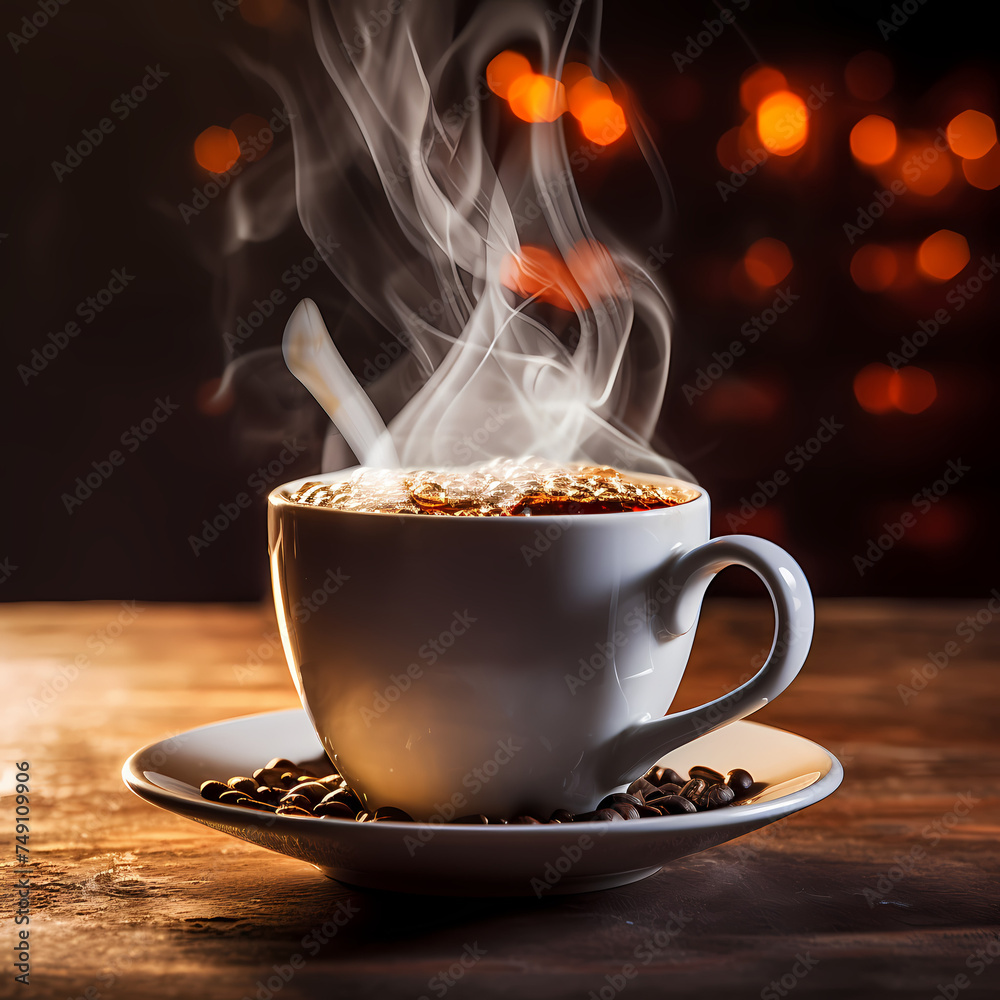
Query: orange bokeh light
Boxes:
[
  {"xmin": 500, "ymin": 245, "xmax": 583, "ymax": 311},
  {"xmin": 239, "ymin": 0, "xmax": 288, "ymax": 27},
  {"xmin": 893, "ymin": 134, "xmax": 954, "ymax": 196},
  {"xmin": 946, "ymin": 110, "xmax": 997, "ymax": 160},
  {"xmin": 194, "ymin": 126, "xmax": 241, "ymax": 173},
  {"xmin": 917, "ymin": 230, "xmax": 969, "ymax": 281},
  {"xmin": 850, "ymin": 244, "xmax": 898, "ymax": 291},
  {"xmin": 739, "ymin": 65, "xmax": 787, "ymax": 112},
  {"xmin": 962, "ymin": 142, "xmax": 1000, "ymax": 190},
  {"xmin": 756, "ymin": 90, "xmax": 808, "ymax": 155},
  {"xmin": 850, "ymin": 115, "xmax": 897, "ymax": 165},
  {"xmin": 844, "ymin": 51, "xmax": 893, "ymax": 102},
  {"xmin": 579, "ymin": 99, "xmax": 626, "ymax": 144},
  {"xmin": 567, "ymin": 75, "xmax": 613, "ymax": 119},
  {"xmin": 889, "ymin": 366, "xmax": 937, "ymax": 414},
  {"xmin": 487, "ymin": 50, "xmax": 532, "ymax": 99},
  {"xmin": 743, "ymin": 238, "xmax": 793, "ymax": 287},
  {"xmin": 853, "ymin": 363, "xmax": 895, "ymax": 414},
  {"xmin": 507, "ymin": 74, "xmax": 566, "ymax": 123}
]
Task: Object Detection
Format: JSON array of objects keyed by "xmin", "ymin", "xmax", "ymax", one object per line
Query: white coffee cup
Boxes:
[{"xmin": 268, "ymin": 471, "xmax": 813, "ymax": 821}]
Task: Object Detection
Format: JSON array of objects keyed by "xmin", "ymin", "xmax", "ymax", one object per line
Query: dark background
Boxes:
[{"xmin": 1, "ymin": 0, "xmax": 996, "ymax": 602}]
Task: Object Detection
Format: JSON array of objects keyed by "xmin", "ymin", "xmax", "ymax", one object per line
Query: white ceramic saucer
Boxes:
[{"xmin": 123, "ymin": 709, "xmax": 842, "ymax": 897}]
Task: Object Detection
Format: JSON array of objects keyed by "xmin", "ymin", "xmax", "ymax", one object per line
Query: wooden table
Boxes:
[{"xmin": 4, "ymin": 600, "xmax": 999, "ymax": 999}]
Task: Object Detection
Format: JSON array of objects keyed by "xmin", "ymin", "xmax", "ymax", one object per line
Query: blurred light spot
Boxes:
[
  {"xmin": 756, "ymin": 90, "xmax": 808, "ymax": 155},
  {"xmin": 851, "ymin": 244, "xmax": 898, "ymax": 291},
  {"xmin": 895, "ymin": 135, "xmax": 954, "ymax": 196},
  {"xmin": 850, "ymin": 115, "xmax": 897, "ymax": 165},
  {"xmin": 917, "ymin": 230, "xmax": 969, "ymax": 280},
  {"xmin": 700, "ymin": 376, "xmax": 784, "ymax": 423},
  {"xmin": 962, "ymin": 142, "xmax": 1000, "ymax": 189},
  {"xmin": 946, "ymin": 110, "xmax": 997, "ymax": 159},
  {"xmin": 567, "ymin": 74, "xmax": 613, "ymax": 119},
  {"xmin": 579, "ymin": 99, "xmax": 626, "ymax": 144},
  {"xmin": 739, "ymin": 65, "xmax": 787, "ymax": 112},
  {"xmin": 743, "ymin": 238, "xmax": 793, "ymax": 287},
  {"xmin": 908, "ymin": 502, "xmax": 965, "ymax": 549},
  {"xmin": 194, "ymin": 126, "xmax": 240, "ymax": 173},
  {"xmin": 500, "ymin": 245, "xmax": 582, "ymax": 311},
  {"xmin": 196, "ymin": 377, "xmax": 234, "ymax": 416},
  {"xmin": 889, "ymin": 366, "xmax": 937, "ymax": 414},
  {"xmin": 844, "ymin": 51, "xmax": 894, "ymax": 101},
  {"xmin": 487, "ymin": 50, "xmax": 532, "ymax": 99},
  {"xmin": 508, "ymin": 74, "xmax": 567, "ymax": 123},
  {"xmin": 239, "ymin": 0, "xmax": 288, "ymax": 26},
  {"xmin": 231, "ymin": 113, "xmax": 273, "ymax": 161},
  {"xmin": 853, "ymin": 363, "xmax": 895, "ymax": 414}
]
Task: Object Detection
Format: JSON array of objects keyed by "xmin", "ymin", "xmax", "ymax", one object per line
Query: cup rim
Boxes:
[{"xmin": 268, "ymin": 469, "xmax": 705, "ymax": 521}]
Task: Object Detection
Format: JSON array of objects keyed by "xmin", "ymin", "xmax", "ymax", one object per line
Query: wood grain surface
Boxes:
[{"xmin": 3, "ymin": 599, "xmax": 999, "ymax": 1000}]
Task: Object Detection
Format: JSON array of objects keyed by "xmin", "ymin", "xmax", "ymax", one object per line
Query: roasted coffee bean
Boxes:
[
  {"xmin": 287, "ymin": 782, "xmax": 330, "ymax": 804},
  {"xmin": 650, "ymin": 766, "xmax": 686, "ymax": 787},
  {"xmin": 265, "ymin": 758, "xmax": 297, "ymax": 771},
  {"xmin": 199, "ymin": 780, "xmax": 229, "ymax": 801},
  {"xmin": 453, "ymin": 814, "xmax": 490, "ymax": 824},
  {"xmin": 227, "ymin": 776, "xmax": 258, "ymax": 795},
  {"xmin": 627, "ymin": 777, "xmax": 660, "ymax": 800},
  {"xmin": 612, "ymin": 803, "xmax": 641, "ymax": 820},
  {"xmin": 314, "ymin": 800, "xmax": 356, "ymax": 819},
  {"xmin": 549, "ymin": 809, "xmax": 575, "ymax": 824},
  {"xmin": 572, "ymin": 811, "xmax": 597, "ymax": 822},
  {"xmin": 372, "ymin": 806, "xmax": 414, "ymax": 822},
  {"xmin": 656, "ymin": 794, "xmax": 697, "ymax": 815},
  {"xmin": 704, "ymin": 784, "xmax": 735, "ymax": 809},
  {"xmin": 275, "ymin": 804, "xmax": 312, "ymax": 817},
  {"xmin": 355, "ymin": 811, "xmax": 371, "ymax": 822},
  {"xmin": 320, "ymin": 789, "xmax": 362, "ymax": 813},
  {"xmin": 278, "ymin": 793, "xmax": 314, "ymax": 812},
  {"xmin": 635, "ymin": 804, "xmax": 663, "ymax": 818},
  {"xmin": 280, "ymin": 771, "xmax": 297, "ymax": 787},
  {"xmin": 689, "ymin": 765, "xmax": 725, "ymax": 784},
  {"xmin": 316, "ymin": 774, "xmax": 343, "ymax": 788},
  {"xmin": 597, "ymin": 792, "xmax": 644, "ymax": 810},
  {"xmin": 218, "ymin": 790, "xmax": 248, "ymax": 805},
  {"xmin": 680, "ymin": 778, "xmax": 708, "ymax": 805},
  {"xmin": 644, "ymin": 783, "xmax": 682, "ymax": 801},
  {"xmin": 593, "ymin": 808, "xmax": 625, "ymax": 822},
  {"xmin": 254, "ymin": 786, "xmax": 283, "ymax": 805},
  {"xmin": 511, "ymin": 815, "xmax": 542, "ymax": 824},
  {"xmin": 253, "ymin": 768, "xmax": 294, "ymax": 789},
  {"xmin": 726, "ymin": 768, "xmax": 754, "ymax": 799}
]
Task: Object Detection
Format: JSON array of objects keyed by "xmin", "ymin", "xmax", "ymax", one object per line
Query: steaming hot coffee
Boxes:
[{"xmin": 287, "ymin": 459, "xmax": 699, "ymax": 516}]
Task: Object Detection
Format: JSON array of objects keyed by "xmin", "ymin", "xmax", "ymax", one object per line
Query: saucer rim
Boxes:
[{"xmin": 122, "ymin": 708, "xmax": 844, "ymax": 836}]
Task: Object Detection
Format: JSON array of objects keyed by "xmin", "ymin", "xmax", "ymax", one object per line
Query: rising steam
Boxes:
[{"xmin": 242, "ymin": 0, "xmax": 689, "ymax": 478}]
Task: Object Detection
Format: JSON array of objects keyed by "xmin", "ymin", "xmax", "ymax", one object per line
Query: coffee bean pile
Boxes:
[{"xmin": 200, "ymin": 758, "xmax": 759, "ymax": 825}]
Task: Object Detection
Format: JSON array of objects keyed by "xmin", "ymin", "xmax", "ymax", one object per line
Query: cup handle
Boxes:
[{"xmin": 607, "ymin": 534, "xmax": 814, "ymax": 786}]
